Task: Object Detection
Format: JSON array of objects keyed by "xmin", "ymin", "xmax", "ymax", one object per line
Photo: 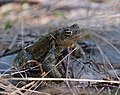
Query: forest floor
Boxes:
[{"xmin": 0, "ymin": 0, "xmax": 120, "ymax": 95}]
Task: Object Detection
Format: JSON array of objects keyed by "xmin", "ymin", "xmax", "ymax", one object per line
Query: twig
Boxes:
[
  {"xmin": 6, "ymin": 78, "xmax": 120, "ymax": 84},
  {"xmin": 0, "ymin": 48, "xmax": 21, "ymax": 58},
  {"xmin": 115, "ymin": 85, "xmax": 120, "ymax": 95},
  {"xmin": 96, "ymin": 87, "xmax": 105, "ymax": 95}
]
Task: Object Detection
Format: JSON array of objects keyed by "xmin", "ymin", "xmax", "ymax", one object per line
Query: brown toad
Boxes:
[{"xmin": 13, "ymin": 24, "xmax": 81, "ymax": 77}]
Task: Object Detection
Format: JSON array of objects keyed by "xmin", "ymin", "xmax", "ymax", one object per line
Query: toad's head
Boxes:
[
  {"xmin": 55, "ymin": 24, "xmax": 82, "ymax": 47},
  {"xmin": 59, "ymin": 24, "xmax": 81, "ymax": 38}
]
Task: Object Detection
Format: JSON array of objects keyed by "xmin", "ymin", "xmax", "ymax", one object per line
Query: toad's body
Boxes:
[{"xmin": 13, "ymin": 24, "xmax": 81, "ymax": 77}]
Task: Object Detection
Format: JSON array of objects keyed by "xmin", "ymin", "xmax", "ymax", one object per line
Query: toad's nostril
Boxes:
[{"xmin": 59, "ymin": 28, "xmax": 64, "ymax": 33}]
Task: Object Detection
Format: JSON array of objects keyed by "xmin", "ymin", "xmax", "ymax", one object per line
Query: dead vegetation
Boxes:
[{"xmin": 0, "ymin": 0, "xmax": 120, "ymax": 95}]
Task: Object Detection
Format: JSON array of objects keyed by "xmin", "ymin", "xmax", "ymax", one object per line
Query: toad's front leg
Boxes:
[
  {"xmin": 43, "ymin": 41, "xmax": 62, "ymax": 78},
  {"xmin": 43, "ymin": 53, "xmax": 62, "ymax": 78}
]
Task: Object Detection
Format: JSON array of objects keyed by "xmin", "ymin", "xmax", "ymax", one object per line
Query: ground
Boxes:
[{"xmin": 0, "ymin": 0, "xmax": 120, "ymax": 95}]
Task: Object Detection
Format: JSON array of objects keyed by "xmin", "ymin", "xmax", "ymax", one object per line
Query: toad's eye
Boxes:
[{"xmin": 65, "ymin": 30, "xmax": 73, "ymax": 36}]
